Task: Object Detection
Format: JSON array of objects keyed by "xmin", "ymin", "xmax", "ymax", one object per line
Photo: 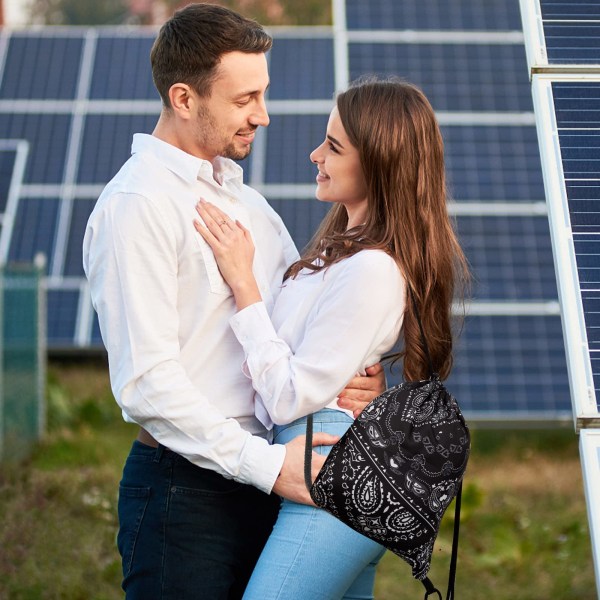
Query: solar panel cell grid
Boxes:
[
  {"xmin": 64, "ymin": 199, "xmax": 96, "ymax": 278},
  {"xmin": 445, "ymin": 315, "xmax": 570, "ymax": 414},
  {"xmin": 543, "ymin": 22, "xmax": 600, "ymax": 64},
  {"xmin": 269, "ymin": 38, "xmax": 335, "ymax": 100},
  {"xmin": 90, "ymin": 35, "xmax": 157, "ymax": 100},
  {"xmin": 345, "ymin": 0, "xmax": 522, "ymax": 31},
  {"xmin": 550, "ymin": 81, "xmax": 600, "ymax": 408},
  {"xmin": 385, "ymin": 314, "xmax": 570, "ymax": 415},
  {"xmin": 77, "ymin": 114, "xmax": 157, "ymax": 184},
  {"xmin": 7, "ymin": 198, "xmax": 60, "ymax": 272},
  {"xmin": 91, "ymin": 313, "xmax": 103, "ymax": 346},
  {"xmin": 0, "ymin": 2, "xmax": 571, "ymax": 420},
  {"xmin": 540, "ymin": 1, "xmax": 600, "ymax": 19},
  {"xmin": 46, "ymin": 289, "xmax": 79, "ymax": 344},
  {"xmin": 443, "ymin": 125, "xmax": 545, "ymax": 201},
  {"xmin": 264, "ymin": 114, "xmax": 329, "ymax": 184},
  {"xmin": 0, "ymin": 149, "xmax": 16, "ymax": 213},
  {"xmin": 349, "ymin": 43, "xmax": 531, "ymax": 112},
  {"xmin": 268, "ymin": 197, "xmax": 329, "ymax": 252},
  {"xmin": 457, "ymin": 215, "xmax": 558, "ymax": 300},
  {"xmin": 0, "ymin": 35, "xmax": 83, "ymax": 99},
  {"xmin": 0, "ymin": 113, "xmax": 71, "ymax": 184}
]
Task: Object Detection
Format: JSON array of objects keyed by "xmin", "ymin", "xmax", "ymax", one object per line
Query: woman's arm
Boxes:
[
  {"xmin": 194, "ymin": 200, "xmax": 396, "ymax": 424},
  {"xmin": 229, "ymin": 255, "xmax": 405, "ymax": 426}
]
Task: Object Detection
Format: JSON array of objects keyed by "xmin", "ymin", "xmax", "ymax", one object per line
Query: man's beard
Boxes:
[
  {"xmin": 196, "ymin": 105, "xmax": 253, "ymax": 161},
  {"xmin": 222, "ymin": 141, "xmax": 252, "ymax": 161}
]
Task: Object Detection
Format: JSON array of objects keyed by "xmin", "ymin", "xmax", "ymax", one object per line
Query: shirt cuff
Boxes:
[
  {"xmin": 238, "ymin": 433, "xmax": 286, "ymax": 494},
  {"xmin": 229, "ymin": 301, "xmax": 278, "ymax": 346}
]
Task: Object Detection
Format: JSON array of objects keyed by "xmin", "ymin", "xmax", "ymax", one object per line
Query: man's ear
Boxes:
[{"xmin": 168, "ymin": 83, "xmax": 195, "ymax": 120}]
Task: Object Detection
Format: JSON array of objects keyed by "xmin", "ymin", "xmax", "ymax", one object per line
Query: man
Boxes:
[{"xmin": 83, "ymin": 4, "xmax": 384, "ymax": 599}]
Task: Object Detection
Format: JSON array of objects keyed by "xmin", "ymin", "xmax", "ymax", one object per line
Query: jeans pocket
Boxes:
[{"xmin": 117, "ymin": 485, "xmax": 151, "ymax": 577}]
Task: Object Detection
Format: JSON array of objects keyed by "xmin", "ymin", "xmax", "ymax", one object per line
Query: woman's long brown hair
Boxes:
[{"xmin": 285, "ymin": 78, "xmax": 469, "ymax": 381}]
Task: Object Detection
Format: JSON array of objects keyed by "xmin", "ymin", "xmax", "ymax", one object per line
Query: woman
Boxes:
[{"xmin": 194, "ymin": 78, "xmax": 468, "ymax": 599}]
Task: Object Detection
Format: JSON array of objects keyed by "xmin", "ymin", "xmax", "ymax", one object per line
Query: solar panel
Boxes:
[
  {"xmin": 64, "ymin": 199, "xmax": 96, "ymax": 278},
  {"xmin": 446, "ymin": 314, "xmax": 569, "ymax": 419},
  {"xmin": 457, "ymin": 215, "xmax": 558, "ymax": 300},
  {"xmin": 521, "ymin": 0, "xmax": 600, "ymax": 68},
  {"xmin": 349, "ymin": 42, "xmax": 531, "ymax": 112},
  {"xmin": 268, "ymin": 197, "xmax": 329, "ymax": 252},
  {"xmin": 579, "ymin": 429, "xmax": 600, "ymax": 585},
  {"xmin": 0, "ymin": 1, "xmax": 573, "ymax": 420},
  {"xmin": 7, "ymin": 197, "xmax": 59, "ymax": 270},
  {"xmin": 46, "ymin": 289, "xmax": 79, "ymax": 346},
  {"xmin": 0, "ymin": 34, "xmax": 83, "ymax": 99},
  {"xmin": 78, "ymin": 114, "xmax": 156, "ymax": 184},
  {"xmin": 90, "ymin": 34, "xmax": 157, "ymax": 100},
  {"xmin": 269, "ymin": 36, "xmax": 335, "ymax": 100},
  {"xmin": 345, "ymin": 0, "xmax": 523, "ymax": 31},
  {"xmin": 523, "ymin": 3, "xmax": 600, "ymax": 582},
  {"xmin": 265, "ymin": 114, "xmax": 330, "ymax": 184},
  {"xmin": 0, "ymin": 148, "xmax": 16, "ymax": 213},
  {"xmin": 443, "ymin": 125, "xmax": 544, "ymax": 202},
  {"xmin": 532, "ymin": 76, "xmax": 600, "ymax": 422},
  {"xmin": 0, "ymin": 114, "xmax": 71, "ymax": 184}
]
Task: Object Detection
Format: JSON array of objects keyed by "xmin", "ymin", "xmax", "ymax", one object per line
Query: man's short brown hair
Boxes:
[{"xmin": 150, "ymin": 3, "xmax": 272, "ymax": 108}]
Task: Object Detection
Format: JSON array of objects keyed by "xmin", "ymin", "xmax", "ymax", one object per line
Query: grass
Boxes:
[{"xmin": 0, "ymin": 360, "xmax": 596, "ymax": 599}]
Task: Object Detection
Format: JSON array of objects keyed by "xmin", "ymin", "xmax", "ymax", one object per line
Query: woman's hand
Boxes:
[{"xmin": 194, "ymin": 200, "xmax": 262, "ymax": 310}]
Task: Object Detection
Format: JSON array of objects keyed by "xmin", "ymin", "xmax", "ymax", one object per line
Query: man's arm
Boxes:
[
  {"xmin": 337, "ymin": 363, "xmax": 387, "ymax": 418},
  {"xmin": 84, "ymin": 192, "xmax": 285, "ymax": 494},
  {"xmin": 279, "ymin": 363, "xmax": 386, "ymax": 502}
]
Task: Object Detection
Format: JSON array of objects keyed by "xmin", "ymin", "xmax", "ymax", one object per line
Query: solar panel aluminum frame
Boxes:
[
  {"xmin": 0, "ymin": 139, "xmax": 29, "ymax": 266},
  {"xmin": 520, "ymin": 0, "xmax": 547, "ymax": 71},
  {"xmin": 532, "ymin": 73, "xmax": 600, "ymax": 429},
  {"xmin": 520, "ymin": 0, "xmax": 600, "ymax": 74},
  {"xmin": 579, "ymin": 429, "xmax": 600, "ymax": 594}
]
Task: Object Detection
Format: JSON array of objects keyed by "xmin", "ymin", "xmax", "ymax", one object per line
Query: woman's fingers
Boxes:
[
  {"xmin": 195, "ymin": 200, "xmax": 238, "ymax": 241},
  {"xmin": 193, "ymin": 219, "xmax": 220, "ymax": 250},
  {"xmin": 196, "ymin": 200, "xmax": 230, "ymax": 225}
]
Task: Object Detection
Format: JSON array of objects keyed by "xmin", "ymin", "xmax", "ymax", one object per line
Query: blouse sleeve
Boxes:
[{"xmin": 229, "ymin": 250, "xmax": 406, "ymax": 427}]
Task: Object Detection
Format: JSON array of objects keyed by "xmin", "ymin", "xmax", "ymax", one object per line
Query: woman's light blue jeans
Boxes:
[{"xmin": 242, "ymin": 409, "xmax": 387, "ymax": 600}]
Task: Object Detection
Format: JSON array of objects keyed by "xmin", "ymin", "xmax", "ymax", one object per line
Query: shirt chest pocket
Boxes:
[{"xmin": 194, "ymin": 235, "xmax": 232, "ymax": 296}]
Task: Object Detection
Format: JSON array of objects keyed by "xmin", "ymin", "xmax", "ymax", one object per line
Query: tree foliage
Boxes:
[
  {"xmin": 203, "ymin": 0, "xmax": 331, "ymax": 26},
  {"xmin": 26, "ymin": 0, "xmax": 129, "ymax": 25},
  {"xmin": 26, "ymin": 0, "xmax": 331, "ymax": 27}
]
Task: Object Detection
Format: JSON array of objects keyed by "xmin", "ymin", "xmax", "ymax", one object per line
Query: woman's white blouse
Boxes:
[{"xmin": 229, "ymin": 249, "xmax": 406, "ymax": 429}]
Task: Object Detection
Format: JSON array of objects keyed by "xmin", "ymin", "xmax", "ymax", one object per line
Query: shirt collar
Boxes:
[{"xmin": 131, "ymin": 133, "xmax": 244, "ymax": 189}]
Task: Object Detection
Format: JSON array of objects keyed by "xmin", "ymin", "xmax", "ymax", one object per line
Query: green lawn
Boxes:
[{"xmin": 0, "ymin": 360, "xmax": 595, "ymax": 599}]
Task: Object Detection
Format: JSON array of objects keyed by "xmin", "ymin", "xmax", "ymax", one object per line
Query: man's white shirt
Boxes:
[{"xmin": 83, "ymin": 133, "xmax": 299, "ymax": 493}]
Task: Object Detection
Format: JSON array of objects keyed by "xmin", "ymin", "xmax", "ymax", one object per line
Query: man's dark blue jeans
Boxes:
[{"xmin": 117, "ymin": 440, "xmax": 280, "ymax": 599}]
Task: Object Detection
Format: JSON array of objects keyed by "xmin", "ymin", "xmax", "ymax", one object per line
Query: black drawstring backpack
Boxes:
[{"xmin": 304, "ymin": 296, "xmax": 470, "ymax": 599}]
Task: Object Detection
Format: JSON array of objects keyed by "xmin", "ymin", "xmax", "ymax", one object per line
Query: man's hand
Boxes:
[
  {"xmin": 272, "ymin": 432, "xmax": 339, "ymax": 505},
  {"xmin": 337, "ymin": 363, "xmax": 387, "ymax": 418}
]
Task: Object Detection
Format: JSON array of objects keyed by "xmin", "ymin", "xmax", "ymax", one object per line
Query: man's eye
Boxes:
[{"xmin": 237, "ymin": 99, "xmax": 251, "ymax": 106}]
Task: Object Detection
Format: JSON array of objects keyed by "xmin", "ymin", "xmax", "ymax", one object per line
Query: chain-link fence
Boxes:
[{"xmin": 0, "ymin": 258, "xmax": 46, "ymax": 462}]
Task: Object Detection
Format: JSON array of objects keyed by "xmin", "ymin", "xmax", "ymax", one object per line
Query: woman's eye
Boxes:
[{"xmin": 328, "ymin": 143, "xmax": 338, "ymax": 153}]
